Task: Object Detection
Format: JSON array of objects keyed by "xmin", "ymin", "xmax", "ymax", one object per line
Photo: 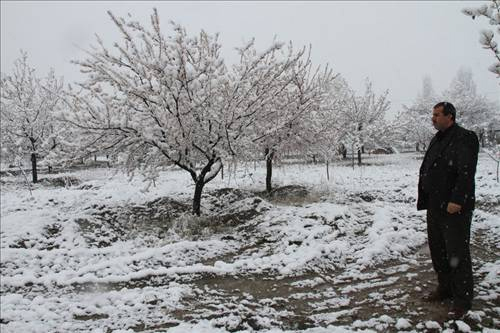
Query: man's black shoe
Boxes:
[
  {"xmin": 422, "ymin": 290, "xmax": 452, "ymax": 302},
  {"xmin": 448, "ymin": 306, "xmax": 469, "ymax": 320}
]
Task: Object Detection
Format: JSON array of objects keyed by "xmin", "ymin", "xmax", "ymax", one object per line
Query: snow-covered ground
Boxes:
[{"xmin": 1, "ymin": 152, "xmax": 499, "ymax": 332}]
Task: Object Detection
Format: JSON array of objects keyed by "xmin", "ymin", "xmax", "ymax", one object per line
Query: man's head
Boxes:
[{"xmin": 432, "ymin": 102, "xmax": 456, "ymax": 131}]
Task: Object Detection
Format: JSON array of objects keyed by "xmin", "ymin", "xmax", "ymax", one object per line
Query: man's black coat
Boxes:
[{"xmin": 417, "ymin": 123, "xmax": 479, "ymax": 213}]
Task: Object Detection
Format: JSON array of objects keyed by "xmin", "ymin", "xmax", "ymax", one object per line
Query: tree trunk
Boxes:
[
  {"xmin": 221, "ymin": 163, "xmax": 224, "ymax": 179},
  {"xmin": 312, "ymin": 154, "xmax": 317, "ymax": 165},
  {"xmin": 478, "ymin": 131, "xmax": 484, "ymax": 148},
  {"xmin": 357, "ymin": 149, "xmax": 362, "ymax": 166},
  {"xmin": 351, "ymin": 145, "xmax": 355, "ymax": 169},
  {"xmin": 340, "ymin": 144, "xmax": 347, "ymax": 159},
  {"xmin": 496, "ymin": 161, "xmax": 499, "ymax": 183},
  {"xmin": 31, "ymin": 153, "xmax": 38, "ymax": 183},
  {"xmin": 192, "ymin": 179, "xmax": 205, "ymax": 216},
  {"xmin": 191, "ymin": 157, "xmax": 221, "ymax": 216},
  {"xmin": 265, "ymin": 148, "xmax": 274, "ymax": 194},
  {"xmin": 326, "ymin": 159, "xmax": 330, "ymax": 181}
]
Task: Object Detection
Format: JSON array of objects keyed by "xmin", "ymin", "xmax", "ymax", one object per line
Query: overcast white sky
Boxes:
[{"xmin": 1, "ymin": 1, "xmax": 499, "ymax": 116}]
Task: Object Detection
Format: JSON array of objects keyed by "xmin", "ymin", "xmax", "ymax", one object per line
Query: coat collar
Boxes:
[{"xmin": 424, "ymin": 123, "xmax": 458, "ymax": 167}]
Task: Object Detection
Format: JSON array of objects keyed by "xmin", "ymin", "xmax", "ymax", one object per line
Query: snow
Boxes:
[
  {"xmin": 168, "ymin": 320, "xmax": 377, "ymax": 333},
  {"xmin": 395, "ymin": 318, "xmax": 412, "ymax": 330},
  {"xmin": 425, "ymin": 320, "xmax": 441, "ymax": 330},
  {"xmin": 455, "ymin": 320, "xmax": 471, "ymax": 332},
  {"xmin": 1, "ymin": 152, "xmax": 499, "ymax": 332}
]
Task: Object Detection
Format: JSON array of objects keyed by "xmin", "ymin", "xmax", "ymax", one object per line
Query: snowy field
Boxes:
[{"xmin": 1, "ymin": 152, "xmax": 499, "ymax": 333}]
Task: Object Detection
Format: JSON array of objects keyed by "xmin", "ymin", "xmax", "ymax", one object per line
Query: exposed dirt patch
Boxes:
[
  {"xmin": 339, "ymin": 189, "xmax": 415, "ymax": 205},
  {"xmin": 129, "ymin": 321, "xmax": 180, "ymax": 332},
  {"xmin": 73, "ymin": 313, "xmax": 110, "ymax": 321}
]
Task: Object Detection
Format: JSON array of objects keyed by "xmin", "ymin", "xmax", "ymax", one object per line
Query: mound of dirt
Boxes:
[
  {"xmin": 39, "ymin": 176, "xmax": 80, "ymax": 187},
  {"xmin": 256, "ymin": 185, "xmax": 317, "ymax": 206},
  {"xmin": 77, "ymin": 189, "xmax": 270, "ymax": 247},
  {"xmin": 9, "ymin": 222, "xmax": 63, "ymax": 250},
  {"xmin": 77, "ymin": 197, "xmax": 191, "ymax": 247},
  {"xmin": 205, "ymin": 188, "xmax": 271, "ymax": 225},
  {"xmin": 210, "ymin": 188, "xmax": 254, "ymax": 202},
  {"xmin": 270, "ymin": 185, "xmax": 309, "ymax": 198}
]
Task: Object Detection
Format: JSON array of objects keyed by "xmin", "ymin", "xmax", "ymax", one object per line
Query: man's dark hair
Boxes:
[{"xmin": 433, "ymin": 101, "xmax": 456, "ymax": 121}]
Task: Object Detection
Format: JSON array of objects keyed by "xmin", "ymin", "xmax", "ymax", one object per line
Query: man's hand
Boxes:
[{"xmin": 447, "ymin": 202, "xmax": 462, "ymax": 214}]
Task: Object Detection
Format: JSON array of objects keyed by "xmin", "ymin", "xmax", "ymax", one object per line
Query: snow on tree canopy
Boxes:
[{"xmin": 61, "ymin": 9, "xmax": 328, "ymax": 215}]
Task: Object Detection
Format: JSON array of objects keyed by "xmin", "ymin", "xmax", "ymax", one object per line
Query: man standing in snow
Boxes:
[{"xmin": 417, "ymin": 101, "xmax": 479, "ymax": 320}]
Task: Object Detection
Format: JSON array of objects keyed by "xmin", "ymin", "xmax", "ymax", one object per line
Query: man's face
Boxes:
[{"xmin": 432, "ymin": 106, "xmax": 453, "ymax": 131}]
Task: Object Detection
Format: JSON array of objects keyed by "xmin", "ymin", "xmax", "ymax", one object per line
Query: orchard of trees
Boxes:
[{"xmin": 1, "ymin": 6, "xmax": 499, "ymax": 214}]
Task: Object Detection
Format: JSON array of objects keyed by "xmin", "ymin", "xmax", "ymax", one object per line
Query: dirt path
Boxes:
[{"xmin": 169, "ymin": 235, "xmax": 499, "ymax": 332}]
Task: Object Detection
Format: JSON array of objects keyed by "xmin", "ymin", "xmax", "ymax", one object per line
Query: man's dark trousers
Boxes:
[{"xmin": 427, "ymin": 209, "xmax": 473, "ymax": 309}]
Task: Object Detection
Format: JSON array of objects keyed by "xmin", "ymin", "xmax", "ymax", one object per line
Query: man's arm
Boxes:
[{"xmin": 449, "ymin": 131, "xmax": 479, "ymax": 210}]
